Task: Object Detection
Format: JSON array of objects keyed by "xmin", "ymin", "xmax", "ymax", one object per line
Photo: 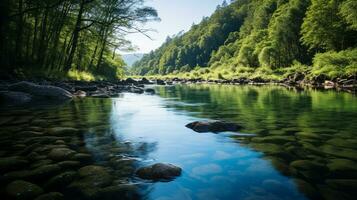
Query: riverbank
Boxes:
[
  {"xmin": 0, "ymin": 75, "xmax": 355, "ymax": 106},
  {"xmin": 130, "ymin": 76, "xmax": 357, "ymax": 94}
]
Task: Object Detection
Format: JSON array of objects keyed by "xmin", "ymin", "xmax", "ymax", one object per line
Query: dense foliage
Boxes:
[
  {"xmin": 0, "ymin": 0, "xmax": 158, "ymax": 80},
  {"xmin": 132, "ymin": 0, "xmax": 357, "ymax": 81}
]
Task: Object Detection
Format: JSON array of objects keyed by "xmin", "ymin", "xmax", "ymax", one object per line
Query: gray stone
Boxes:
[
  {"xmin": 136, "ymin": 163, "xmax": 181, "ymax": 180},
  {"xmin": 9, "ymin": 81, "xmax": 72, "ymax": 100},
  {"xmin": 186, "ymin": 120, "xmax": 242, "ymax": 133}
]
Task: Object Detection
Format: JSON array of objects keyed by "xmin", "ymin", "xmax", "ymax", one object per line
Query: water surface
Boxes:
[{"xmin": 0, "ymin": 84, "xmax": 356, "ymax": 200}]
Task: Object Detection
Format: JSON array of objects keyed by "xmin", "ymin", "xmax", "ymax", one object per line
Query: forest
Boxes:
[
  {"xmin": 0, "ymin": 0, "xmax": 158, "ymax": 80},
  {"xmin": 131, "ymin": 0, "xmax": 357, "ymax": 82}
]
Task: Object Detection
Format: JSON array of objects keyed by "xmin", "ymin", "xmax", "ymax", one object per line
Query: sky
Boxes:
[{"xmin": 122, "ymin": 0, "xmax": 224, "ymax": 54}]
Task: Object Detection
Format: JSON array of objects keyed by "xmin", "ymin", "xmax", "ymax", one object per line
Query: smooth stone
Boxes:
[
  {"xmin": 73, "ymin": 153, "xmax": 92, "ymax": 164},
  {"xmin": 45, "ymin": 171, "xmax": 77, "ymax": 190},
  {"xmin": 30, "ymin": 159, "xmax": 53, "ymax": 169},
  {"xmin": 0, "ymin": 156, "xmax": 28, "ymax": 172},
  {"xmin": 76, "ymin": 165, "xmax": 112, "ymax": 186},
  {"xmin": 290, "ymin": 160, "xmax": 327, "ymax": 171},
  {"xmin": 48, "ymin": 148, "xmax": 76, "ymax": 161},
  {"xmin": 6, "ymin": 180, "xmax": 44, "ymax": 199},
  {"xmin": 68, "ymin": 165, "xmax": 113, "ymax": 198},
  {"xmin": 57, "ymin": 161, "xmax": 81, "ymax": 169},
  {"xmin": 29, "ymin": 164, "xmax": 62, "ymax": 179},
  {"xmin": 34, "ymin": 192, "xmax": 64, "ymax": 200},
  {"xmin": 186, "ymin": 120, "xmax": 242, "ymax": 133},
  {"xmin": 9, "ymin": 81, "xmax": 72, "ymax": 100},
  {"xmin": 93, "ymin": 184, "xmax": 139, "ymax": 200},
  {"xmin": 136, "ymin": 163, "xmax": 182, "ymax": 180}
]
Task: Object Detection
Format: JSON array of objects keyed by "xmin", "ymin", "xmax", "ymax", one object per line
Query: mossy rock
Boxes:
[
  {"xmin": 250, "ymin": 143, "xmax": 283, "ymax": 155},
  {"xmin": 48, "ymin": 148, "xmax": 76, "ymax": 161},
  {"xmin": 295, "ymin": 132, "xmax": 322, "ymax": 140},
  {"xmin": 45, "ymin": 171, "xmax": 77, "ymax": 190},
  {"xmin": 68, "ymin": 165, "xmax": 113, "ymax": 198},
  {"xmin": 34, "ymin": 192, "xmax": 64, "ymax": 200},
  {"xmin": 6, "ymin": 180, "xmax": 44, "ymax": 200},
  {"xmin": 320, "ymin": 145, "xmax": 357, "ymax": 161},
  {"xmin": 326, "ymin": 138, "xmax": 357, "ymax": 149},
  {"xmin": 48, "ymin": 127, "xmax": 80, "ymax": 136},
  {"xmin": 251, "ymin": 136, "xmax": 295, "ymax": 145}
]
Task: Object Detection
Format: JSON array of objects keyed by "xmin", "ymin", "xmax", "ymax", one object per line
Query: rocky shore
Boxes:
[
  {"xmin": 0, "ymin": 74, "xmax": 355, "ymax": 106},
  {"xmin": 154, "ymin": 75, "xmax": 356, "ymax": 93}
]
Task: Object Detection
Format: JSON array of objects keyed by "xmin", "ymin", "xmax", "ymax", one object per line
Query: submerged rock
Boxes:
[
  {"xmin": 48, "ymin": 148, "xmax": 76, "ymax": 161},
  {"xmin": 68, "ymin": 165, "xmax": 113, "ymax": 198},
  {"xmin": 6, "ymin": 180, "xmax": 44, "ymax": 199},
  {"xmin": 186, "ymin": 120, "xmax": 242, "ymax": 133},
  {"xmin": 45, "ymin": 171, "xmax": 77, "ymax": 190},
  {"xmin": 136, "ymin": 163, "xmax": 181, "ymax": 180},
  {"xmin": 48, "ymin": 127, "xmax": 80, "ymax": 136},
  {"xmin": 9, "ymin": 81, "xmax": 72, "ymax": 100},
  {"xmin": 144, "ymin": 88, "xmax": 155, "ymax": 94},
  {"xmin": 0, "ymin": 156, "xmax": 29, "ymax": 173}
]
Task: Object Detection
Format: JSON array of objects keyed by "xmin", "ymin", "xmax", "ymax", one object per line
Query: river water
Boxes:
[{"xmin": 0, "ymin": 84, "xmax": 356, "ymax": 200}]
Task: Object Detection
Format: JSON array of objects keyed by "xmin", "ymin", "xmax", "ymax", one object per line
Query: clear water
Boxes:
[{"xmin": 0, "ymin": 84, "xmax": 356, "ymax": 200}]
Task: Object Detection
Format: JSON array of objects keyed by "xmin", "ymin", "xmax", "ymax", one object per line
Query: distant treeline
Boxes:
[
  {"xmin": 0, "ymin": 0, "xmax": 157, "ymax": 80},
  {"xmin": 132, "ymin": 0, "xmax": 357, "ymax": 81}
]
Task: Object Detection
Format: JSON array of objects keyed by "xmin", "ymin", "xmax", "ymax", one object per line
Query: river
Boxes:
[{"xmin": 0, "ymin": 84, "xmax": 356, "ymax": 200}]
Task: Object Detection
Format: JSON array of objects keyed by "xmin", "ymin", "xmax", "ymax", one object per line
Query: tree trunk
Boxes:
[
  {"xmin": 15, "ymin": 0, "xmax": 24, "ymax": 66},
  {"xmin": 65, "ymin": 0, "xmax": 85, "ymax": 71}
]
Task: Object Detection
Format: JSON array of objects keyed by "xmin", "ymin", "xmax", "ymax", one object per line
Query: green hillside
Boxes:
[{"xmin": 131, "ymin": 0, "xmax": 357, "ymax": 81}]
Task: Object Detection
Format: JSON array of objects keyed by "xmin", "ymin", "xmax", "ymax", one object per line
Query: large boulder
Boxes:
[
  {"xmin": 0, "ymin": 91, "xmax": 32, "ymax": 105},
  {"xmin": 9, "ymin": 81, "xmax": 72, "ymax": 100},
  {"xmin": 136, "ymin": 163, "xmax": 181, "ymax": 180},
  {"xmin": 186, "ymin": 120, "xmax": 242, "ymax": 133}
]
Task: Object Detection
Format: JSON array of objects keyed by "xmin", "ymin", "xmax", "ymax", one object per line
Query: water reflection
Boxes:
[{"xmin": 156, "ymin": 84, "xmax": 357, "ymax": 200}]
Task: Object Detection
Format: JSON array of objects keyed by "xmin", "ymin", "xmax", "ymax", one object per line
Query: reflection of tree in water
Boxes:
[
  {"xmin": 156, "ymin": 84, "xmax": 357, "ymax": 200},
  {"xmin": 0, "ymin": 98, "xmax": 157, "ymax": 200}
]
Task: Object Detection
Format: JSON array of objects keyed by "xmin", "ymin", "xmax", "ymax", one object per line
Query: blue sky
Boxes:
[{"xmin": 123, "ymin": 0, "xmax": 224, "ymax": 54}]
